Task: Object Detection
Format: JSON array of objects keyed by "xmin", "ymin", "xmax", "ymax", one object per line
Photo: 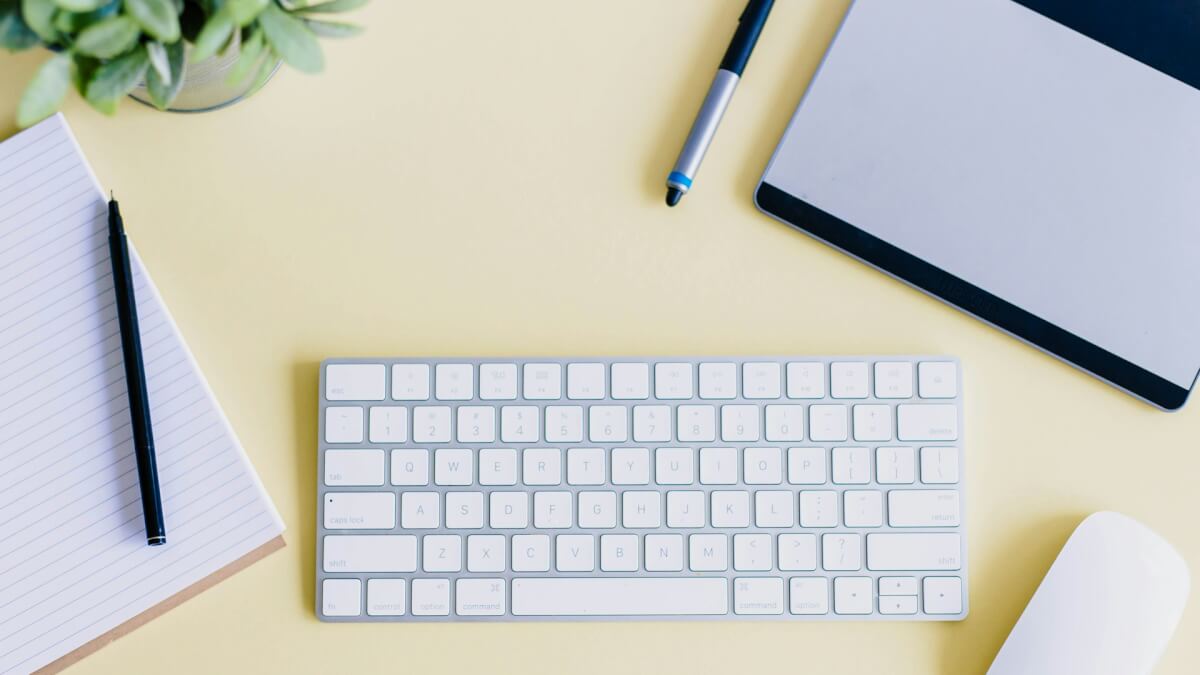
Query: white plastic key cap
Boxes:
[
  {"xmin": 392, "ymin": 364, "xmax": 430, "ymax": 401},
  {"xmin": 489, "ymin": 492, "xmax": 529, "ymax": 528},
  {"xmin": 887, "ymin": 490, "xmax": 961, "ymax": 527},
  {"xmin": 400, "ymin": 492, "xmax": 440, "ymax": 529},
  {"xmin": 410, "ymin": 579, "xmax": 450, "ymax": 616},
  {"xmin": 654, "ymin": 447, "xmax": 694, "ymax": 485},
  {"xmin": 456, "ymin": 579, "xmax": 506, "ymax": 616},
  {"xmin": 778, "ymin": 534, "xmax": 818, "ymax": 571},
  {"xmin": 866, "ymin": 533, "xmax": 962, "ymax": 570},
  {"xmin": 533, "ymin": 491, "xmax": 572, "ymax": 528},
  {"xmin": 423, "ymin": 534, "xmax": 463, "ymax": 572},
  {"xmin": 764, "ymin": 405, "xmax": 805, "ymax": 441},
  {"xmin": 799, "ymin": 491, "xmax": 838, "ymax": 528},
  {"xmin": 734, "ymin": 577, "xmax": 785, "ymax": 615},
  {"xmin": 578, "ymin": 491, "xmax": 617, "ymax": 528},
  {"xmin": 445, "ymin": 492, "xmax": 485, "ymax": 529},
  {"xmin": 455, "ymin": 406, "xmax": 496, "ymax": 443},
  {"xmin": 873, "ymin": 362, "xmax": 914, "ymax": 399},
  {"xmin": 367, "ymin": 579, "xmax": 406, "ymax": 616},
  {"xmin": 808, "ymin": 405, "xmax": 848, "ymax": 442},
  {"xmin": 567, "ymin": 363, "xmax": 606, "ymax": 400},
  {"xmin": 435, "ymin": 364, "xmax": 474, "ymax": 401},
  {"xmin": 478, "ymin": 363, "xmax": 518, "ymax": 400},
  {"xmin": 511, "ymin": 534, "xmax": 551, "ymax": 572},
  {"xmin": 834, "ymin": 577, "xmax": 873, "ymax": 615},
  {"xmin": 876, "ymin": 446, "xmax": 916, "ymax": 484},
  {"xmin": 689, "ymin": 533, "xmax": 729, "ymax": 571},
  {"xmin": 567, "ymin": 447, "xmax": 606, "ymax": 485},
  {"xmin": 789, "ymin": 577, "xmax": 829, "ymax": 614},
  {"xmin": 323, "ymin": 535, "xmax": 417, "ymax": 572},
  {"xmin": 734, "ymin": 533, "xmax": 772, "ymax": 571},
  {"xmin": 743, "ymin": 447, "xmax": 783, "ymax": 485},
  {"xmin": 677, "ymin": 405, "xmax": 716, "ymax": 442},
  {"xmin": 879, "ymin": 576, "xmax": 918, "ymax": 596},
  {"xmin": 852, "ymin": 404, "xmax": 892, "ymax": 442},
  {"xmin": 822, "ymin": 533, "xmax": 863, "ymax": 571},
  {"xmin": 879, "ymin": 595, "xmax": 919, "ymax": 615},
  {"xmin": 500, "ymin": 405, "xmax": 539, "ymax": 443},
  {"xmin": 918, "ymin": 361, "xmax": 958, "ymax": 398},
  {"xmin": 830, "ymin": 362, "xmax": 869, "ymax": 398},
  {"xmin": 556, "ymin": 534, "xmax": 596, "ymax": 572},
  {"xmin": 787, "ymin": 447, "xmax": 827, "ymax": 485},
  {"xmin": 922, "ymin": 577, "xmax": 963, "ymax": 614},
  {"xmin": 478, "ymin": 448, "xmax": 517, "ymax": 486},
  {"xmin": 666, "ymin": 491, "xmax": 705, "ymax": 527},
  {"xmin": 434, "ymin": 448, "xmax": 473, "ymax": 486},
  {"xmin": 832, "ymin": 446, "xmax": 870, "ymax": 484},
  {"xmin": 699, "ymin": 362, "xmax": 737, "ymax": 399},
  {"xmin": 368, "ymin": 406, "xmax": 408, "ymax": 443},
  {"xmin": 920, "ymin": 446, "xmax": 960, "ymax": 484},
  {"xmin": 755, "ymin": 491, "xmax": 795, "ymax": 527},
  {"xmin": 322, "ymin": 579, "xmax": 362, "ymax": 617},
  {"xmin": 391, "ymin": 449, "xmax": 429, "ymax": 486},
  {"xmin": 711, "ymin": 491, "xmax": 750, "ymax": 528},
  {"xmin": 644, "ymin": 534, "xmax": 685, "ymax": 571},
  {"xmin": 467, "ymin": 534, "xmax": 506, "ymax": 572},
  {"xmin": 786, "ymin": 362, "xmax": 826, "ymax": 399},
  {"xmin": 522, "ymin": 448, "xmax": 562, "ymax": 485},
  {"xmin": 523, "ymin": 363, "xmax": 562, "ymax": 399},
  {"xmin": 897, "ymin": 404, "xmax": 959, "ymax": 441},
  {"xmin": 622, "ymin": 491, "xmax": 662, "ymax": 528},
  {"xmin": 843, "ymin": 490, "xmax": 884, "ymax": 527},
  {"xmin": 412, "ymin": 406, "xmax": 451, "ymax": 443},
  {"xmin": 324, "ymin": 492, "xmax": 395, "ymax": 529},
  {"xmin": 742, "ymin": 362, "xmax": 782, "ymax": 399},
  {"xmin": 325, "ymin": 406, "xmax": 364, "ymax": 443},
  {"xmin": 654, "ymin": 362, "xmax": 694, "ymax": 399},
  {"xmin": 699, "ymin": 447, "xmax": 738, "ymax": 484},
  {"xmin": 721, "ymin": 405, "xmax": 761, "ymax": 442},
  {"xmin": 588, "ymin": 405, "xmax": 628, "ymax": 443},
  {"xmin": 610, "ymin": 362, "xmax": 650, "ymax": 400},
  {"xmin": 601, "ymin": 534, "xmax": 640, "ymax": 572},
  {"xmin": 632, "ymin": 405, "xmax": 671, "ymax": 442},
  {"xmin": 511, "ymin": 578, "xmax": 728, "ymax": 616},
  {"xmin": 324, "ymin": 449, "xmax": 384, "ymax": 486},
  {"xmin": 611, "ymin": 447, "xmax": 651, "ymax": 485},
  {"xmin": 326, "ymin": 363, "xmax": 386, "ymax": 401},
  {"xmin": 545, "ymin": 405, "xmax": 584, "ymax": 443}
]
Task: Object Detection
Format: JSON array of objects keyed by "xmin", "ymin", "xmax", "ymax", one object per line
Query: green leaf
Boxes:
[
  {"xmin": 188, "ymin": 7, "xmax": 232, "ymax": 61},
  {"xmin": 54, "ymin": 0, "xmax": 106, "ymax": 11},
  {"xmin": 50, "ymin": 1, "xmax": 117, "ymax": 33},
  {"xmin": 20, "ymin": 0, "xmax": 58, "ymax": 42},
  {"xmin": 247, "ymin": 44, "xmax": 277, "ymax": 93},
  {"xmin": 145, "ymin": 38, "xmax": 183, "ymax": 109},
  {"xmin": 258, "ymin": 3, "xmax": 321, "ymax": 73},
  {"xmin": 294, "ymin": 0, "xmax": 367, "ymax": 14},
  {"xmin": 17, "ymin": 51, "xmax": 70, "ymax": 127},
  {"xmin": 301, "ymin": 17, "xmax": 359, "ymax": 38},
  {"xmin": 84, "ymin": 42, "xmax": 149, "ymax": 110},
  {"xmin": 0, "ymin": 0, "xmax": 39, "ymax": 51},
  {"xmin": 74, "ymin": 15, "xmax": 140, "ymax": 58},
  {"xmin": 225, "ymin": 0, "xmax": 266, "ymax": 26},
  {"xmin": 226, "ymin": 25, "xmax": 262, "ymax": 84},
  {"xmin": 125, "ymin": 0, "xmax": 179, "ymax": 42},
  {"xmin": 145, "ymin": 39, "xmax": 169, "ymax": 82}
]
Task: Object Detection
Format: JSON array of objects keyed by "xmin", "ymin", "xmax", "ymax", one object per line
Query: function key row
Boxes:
[{"xmin": 325, "ymin": 361, "xmax": 959, "ymax": 403}]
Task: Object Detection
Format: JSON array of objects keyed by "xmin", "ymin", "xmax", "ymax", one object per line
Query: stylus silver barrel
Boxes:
[{"xmin": 668, "ymin": 70, "xmax": 740, "ymax": 192}]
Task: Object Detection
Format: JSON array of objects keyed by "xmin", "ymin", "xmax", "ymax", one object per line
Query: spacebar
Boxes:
[{"xmin": 511, "ymin": 578, "xmax": 729, "ymax": 616}]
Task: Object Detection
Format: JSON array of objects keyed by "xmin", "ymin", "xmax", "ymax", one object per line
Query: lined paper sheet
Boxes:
[{"xmin": 0, "ymin": 114, "xmax": 284, "ymax": 675}]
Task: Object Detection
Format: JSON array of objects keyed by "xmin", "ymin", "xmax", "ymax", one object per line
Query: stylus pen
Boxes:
[
  {"xmin": 108, "ymin": 197, "xmax": 166, "ymax": 547},
  {"xmin": 665, "ymin": 0, "xmax": 774, "ymax": 207}
]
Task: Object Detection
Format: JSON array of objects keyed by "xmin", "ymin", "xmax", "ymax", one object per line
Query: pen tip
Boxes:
[{"xmin": 665, "ymin": 188, "xmax": 683, "ymax": 207}]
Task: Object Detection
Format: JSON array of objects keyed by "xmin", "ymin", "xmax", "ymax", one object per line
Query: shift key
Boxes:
[{"xmin": 867, "ymin": 533, "xmax": 961, "ymax": 570}]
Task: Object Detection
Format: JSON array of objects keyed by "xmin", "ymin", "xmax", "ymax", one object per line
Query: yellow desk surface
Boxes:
[{"xmin": 2, "ymin": 2, "xmax": 1197, "ymax": 673}]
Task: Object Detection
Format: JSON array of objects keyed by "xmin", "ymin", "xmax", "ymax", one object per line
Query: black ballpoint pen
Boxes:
[
  {"xmin": 665, "ymin": 0, "xmax": 774, "ymax": 206},
  {"xmin": 108, "ymin": 197, "xmax": 166, "ymax": 546}
]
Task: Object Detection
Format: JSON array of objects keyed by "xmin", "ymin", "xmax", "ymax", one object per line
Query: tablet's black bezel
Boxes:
[{"xmin": 754, "ymin": 182, "xmax": 1194, "ymax": 410}]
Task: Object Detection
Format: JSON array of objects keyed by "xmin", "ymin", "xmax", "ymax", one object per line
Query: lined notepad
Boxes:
[{"xmin": 0, "ymin": 115, "xmax": 284, "ymax": 675}]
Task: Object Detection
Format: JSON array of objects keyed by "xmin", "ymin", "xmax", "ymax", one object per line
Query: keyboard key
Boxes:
[
  {"xmin": 392, "ymin": 364, "xmax": 430, "ymax": 400},
  {"xmin": 677, "ymin": 405, "xmax": 716, "ymax": 442},
  {"xmin": 455, "ymin": 406, "xmax": 496, "ymax": 443},
  {"xmin": 689, "ymin": 533, "xmax": 729, "ymax": 571},
  {"xmin": 368, "ymin": 406, "xmax": 408, "ymax": 443},
  {"xmin": 654, "ymin": 447, "xmax": 694, "ymax": 485},
  {"xmin": 742, "ymin": 362, "xmax": 781, "ymax": 399},
  {"xmin": 391, "ymin": 449, "xmax": 429, "ymax": 486},
  {"xmin": 478, "ymin": 448, "xmax": 517, "ymax": 485},
  {"xmin": 511, "ymin": 578, "xmax": 728, "ymax": 616},
  {"xmin": 500, "ymin": 405, "xmax": 539, "ymax": 443},
  {"xmin": 567, "ymin": 363, "xmax": 606, "ymax": 399},
  {"xmin": 876, "ymin": 446, "xmax": 916, "ymax": 484},
  {"xmin": 522, "ymin": 448, "xmax": 562, "ymax": 485},
  {"xmin": 534, "ymin": 491, "xmax": 573, "ymax": 528},
  {"xmin": 325, "ymin": 492, "xmax": 395, "ymax": 529},
  {"xmin": 923, "ymin": 577, "xmax": 963, "ymax": 614},
  {"xmin": 699, "ymin": 362, "xmax": 737, "ymax": 399},
  {"xmin": 654, "ymin": 362, "xmax": 694, "ymax": 399},
  {"xmin": 830, "ymin": 362, "xmax": 869, "ymax": 398},
  {"xmin": 435, "ymin": 364, "xmax": 474, "ymax": 401},
  {"xmin": 918, "ymin": 361, "xmax": 958, "ymax": 398},
  {"xmin": 666, "ymin": 491, "xmax": 705, "ymax": 528},
  {"xmin": 588, "ymin": 405, "xmax": 628, "ymax": 443},
  {"xmin": 920, "ymin": 446, "xmax": 960, "ymax": 484},
  {"xmin": 467, "ymin": 534, "xmax": 506, "ymax": 572},
  {"xmin": 367, "ymin": 579, "xmax": 406, "ymax": 616},
  {"xmin": 822, "ymin": 533, "xmax": 862, "ymax": 571},
  {"xmin": 873, "ymin": 361, "xmax": 914, "ymax": 398},
  {"xmin": 400, "ymin": 492, "xmax": 440, "ymax": 528},
  {"xmin": 490, "ymin": 492, "xmax": 529, "ymax": 528},
  {"xmin": 435, "ymin": 448, "xmax": 473, "ymax": 486},
  {"xmin": 445, "ymin": 492, "xmax": 484, "ymax": 529},
  {"xmin": 789, "ymin": 577, "xmax": 829, "ymax": 614},
  {"xmin": 325, "ymin": 406, "xmax": 364, "ymax": 443},
  {"xmin": 786, "ymin": 362, "xmax": 825, "ymax": 399},
  {"xmin": 523, "ymin": 363, "xmax": 562, "ymax": 399},
  {"xmin": 833, "ymin": 576, "xmax": 872, "ymax": 614},
  {"xmin": 611, "ymin": 363, "xmax": 650, "ymax": 400},
  {"xmin": 601, "ymin": 534, "xmax": 640, "ymax": 571},
  {"xmin": 478, "ymin": 363, "xmax": 518, "ymax": 400},
  {"xmin": 897, "ymin": 404, "xmax": 958, "ymax": 441},
  {"xmin": 512, "ymin": 534, "xmax": 551, "ymax": 572},
  {"xmin": 832, "ymin": 446, "xmax": 870, "ymax": 484},
  {"xmin": 322, "ymin": 578, "xmax": 362, "ymax": 617},
  {"xmin": 423, "ymin": 534, "xmax": 463, "ymax": 572},
  {"xmin": 866, "ymin": 533, "xmax": 961, "ymax": 570},
  {"xmin": 326, "ymin": 363, "xmax": 385, "ymax": 401},
  {"xmin": 808, "ymin": 404, "xmax": 848, "ymax": 441},
  {"xmin": 611, "ymin": 447, "xmax": 650, "ymax": 484},
  {"xmin": 878, "ymin": 576, "xmax": 918, "ymax": 596},
  {"xmin": 323, "ymin": 535, "xmax": 417, "ymax": 572},
  {"xmin": 787, "ymin": 447, "xmax": 827, "ymax": 485},
  {"xmin": 699, "ymin": 447, "xmax": 737, "ymax": 484},
  {"xmin": 734, "ymin": 577, "xmax": 784, "ymax": 615},
  {"xmin": 324, "ymin": 449, "xmax": 384, "ymax": 486},
  {"xmin": 778, "ymin": 534, "xmax": 818, "ymax": 571},
  {"xmin": 711, "ymin": 491, "xmax": 750, "ymax": 527},
  {"xmin": 545, "ymin": 405, "xmax": 584, "ymax": 443},
  {"xmin": 556, "ymin": 534, "xmax": 596, "ymax": 571},
  {"xmin": 410, "ymin": 579, "xmax": 450, "ymax": 616},
  {"xmin": 578, "ymin": 491, "xmax": 617, "ymax": 528},
  {"xmin": 412, "ymin": 406, "xmax": 451, "ymax": 443},
  {"xmin": 743, "ymin": 447, "xmax": 783, "ymax": 485},
  {"xmin": 734, "ymin": 533, "xmax": 772, "ymax": 571},
  {"xmin": 799, "ymin": 491, "xmax": 838, "ymax": 527},
  {"xmin": 887, "ymin": 490, "xmax": 961, "ymax": 527},
  {"xmin": 645, "ymin": 534, "xmax": 685, "ymax": 571},
  {"xmin": 720, "ymin": 404, "xmax": 760, "ymax": 441},
  {"xmin": 632, "ymin": 405, "xmax": 671, "ymax": 442},
  {"xmin": 843, "ymin": 490, "xmax": 884, "ymax": 527},
  {"xmin": 852, "ymin": 404, "xmax": 892, "ymax": 442},
  {"xmin": 456, "ymin": 579, "xmax": 506, "ymax": 616},
  {"xmin": 567, "ymin": 447, "xmax": 606, "ymax": 485},
  {"xmin": 622, "ymin": 491, "xmax": 662, "ymax": 528},
  {"xmin": 764, "ymin": 405, "xmax": 804, "ymax": 441},
  {"xmin": 879, "ymin": 595, "xmax": 918, "ymax": 615}
]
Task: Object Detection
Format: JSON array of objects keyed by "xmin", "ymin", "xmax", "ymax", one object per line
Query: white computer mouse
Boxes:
[{"xmin": 987, "ymin": 511, "xmax": 1190, "ymax": 675}]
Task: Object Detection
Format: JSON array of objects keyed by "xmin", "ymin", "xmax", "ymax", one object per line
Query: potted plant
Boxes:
[{"xmin": 0, "ymin": 0, "xmax": 366, "ymax": 126}]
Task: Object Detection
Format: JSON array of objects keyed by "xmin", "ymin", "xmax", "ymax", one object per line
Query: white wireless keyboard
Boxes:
[{"xmin": 316, "ymin": 356, "xmax": 966, "ymax": 621}]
